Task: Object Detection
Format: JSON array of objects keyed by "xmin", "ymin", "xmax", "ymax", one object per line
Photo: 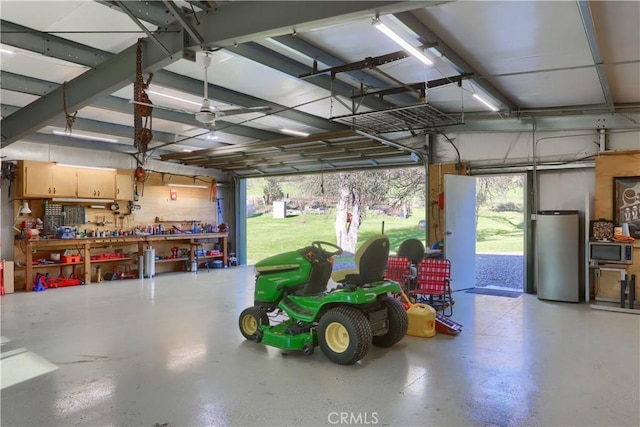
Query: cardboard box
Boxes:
[{"xmin": 3, "ymin": 261, "xmax": 15, "ymax": 294}]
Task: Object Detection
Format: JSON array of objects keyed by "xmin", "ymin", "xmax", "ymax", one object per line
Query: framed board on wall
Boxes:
[{"xmin": 614, "ymin": 176, "xmax": 640, "ymax": 237}]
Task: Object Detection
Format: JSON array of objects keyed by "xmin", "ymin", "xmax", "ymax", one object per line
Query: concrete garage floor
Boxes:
[{"xmin": 1, "ymin": 266, "xmax": 639, "ymax": 427}]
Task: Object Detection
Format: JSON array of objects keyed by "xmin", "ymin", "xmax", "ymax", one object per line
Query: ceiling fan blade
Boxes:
[
  {"xmin": 215, "ymin": 106, "xmax": 272, "ymax": 117},
  {"xmin": 130, "ymin": 100, "xmax": 193, "ymax": 115}
]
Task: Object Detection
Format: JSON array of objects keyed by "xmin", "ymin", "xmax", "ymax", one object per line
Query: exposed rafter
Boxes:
[
  {"xmin": 2, "ymin": 1, "xmax": 424, "ymax": 146},
  {"xmin": 577, "ymin": 0, "xmax": 614, "ymax": 111}
]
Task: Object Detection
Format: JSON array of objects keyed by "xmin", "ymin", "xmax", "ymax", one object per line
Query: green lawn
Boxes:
[
  {"xmin": 246, "ymin": 209, "xmax": 524, "ymax": 264},
  {"xmin": 476, "ymin": 210, "xmax": 524, "ymax": 254}
]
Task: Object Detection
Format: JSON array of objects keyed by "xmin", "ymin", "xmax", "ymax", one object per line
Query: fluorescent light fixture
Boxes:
[
  {"xmin": 472, "ymin": 93, "xmax": 499, "ymax": 112},
  {"xmin": 428, "ymin": 47, "xmax": 443, "ymax": 58},
  {"xmin": 166, "ymin": 183, "xmax": 209, "ymax": 189},
  {"xmin": 206, "ymin": 134, "xmax": 219, "ymax": 140},
  {"xmin": 182, "ymin": 149, "xmax": 193, "ymax": 152},
  {"xmin": 148, "ymin": 90, "xmax": 201, "ymax": 107},
  {"xmin": 0, "ymin": 48, "xmax": 15, "ymax": 55},
  {"xmin": 56, "ymin": 163, "xmax": 116, "ymax": 172},
  {"xmin": 52, "ymin": 130, "xmax": 118, "ymax": 143},
  {"xmin": 280, "ymin": 129, "xmax": 310, "ymax": 137},
  {"xmin": 373, "ymin": 20, "xmax": 432, "ymax": 66},
  {"xmin": 52, "ymin": 198, "xmax": 115, "ymax": 203}
]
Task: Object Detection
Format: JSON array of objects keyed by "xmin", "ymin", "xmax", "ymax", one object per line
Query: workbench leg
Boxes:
[
  {"xmin": 84, "ymin": 243, "xmax": 92, "ymax": 284},
  {"xmin": 630, "ymin": 275, "xmax": 636, "ymax": 310},
  {"xmin": 26, "ymin": 246, "xmax": 33, "ymax": 292}
]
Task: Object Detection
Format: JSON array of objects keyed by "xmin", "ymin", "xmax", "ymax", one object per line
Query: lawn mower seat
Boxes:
[
  {"xmin": 398, "ymin": 239, "xmax": 425, "ymax": 265},
  {"xmin": 398, "ymin": 239, "xmax": 425, "ymax": 291},
  {"xmin": 331, "ymin": 235, "xmax": 390, "ymax": 286}
]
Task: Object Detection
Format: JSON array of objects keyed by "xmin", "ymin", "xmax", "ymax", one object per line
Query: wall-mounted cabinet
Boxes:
[
  {"xmin": 16, "ymin": 160, "xmax": 121, "ymax": 200},
  {"xmin": 77, "ymin": 169, "xmax": 116, "ymax": 199},
  {"xmin": 18, "ymin": 161, "xmax": 78, "ymax": 198},
  {"xmin": 115, "ymin": 172, "xmax": 134, "ymax": 201}
]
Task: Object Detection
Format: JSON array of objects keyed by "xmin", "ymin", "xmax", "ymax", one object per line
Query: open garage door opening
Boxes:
[{"xmin": 475, "ymin": 174, "xmax": 525, "ymax": 292}]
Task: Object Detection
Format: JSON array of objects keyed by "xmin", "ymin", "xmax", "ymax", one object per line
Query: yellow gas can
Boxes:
[{"xmin": 405, "ymin": 302, "xmax": 436, "ymax": 338}]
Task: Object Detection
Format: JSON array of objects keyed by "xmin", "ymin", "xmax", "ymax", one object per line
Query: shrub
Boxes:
[{"xmin": 492, "ymin": 202, "xmax": 522, "ymax": 213}]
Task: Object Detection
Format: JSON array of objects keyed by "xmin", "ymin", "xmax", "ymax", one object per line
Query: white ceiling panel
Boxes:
[
  {"xmin": 413, "ymin": 1, "xmax": 594, "ymax": 74},
  {"xmin": 606, "ymin": 63, "xmax": 640, "ymax": 103},
  {"xmin": 163, "ymin": 53, "xmax": 340, "ymax": 117},
  {"xmin": 591, "ymin": 1, "xmax": 640, "ymax": 63},
  {"xmin": 0, "ymin": 1, "xmax": 156, "ymax": 54},
  {"xmin": 1, "ymin": 89, "xmax": 39, "ymax": 107},
  {"xmin": 0, "ymin": 46, "xmax": 89, "ymax": 83},
  {"xmin": 495, "ymin": 68, "xmax": 605, "ymax": 109}
]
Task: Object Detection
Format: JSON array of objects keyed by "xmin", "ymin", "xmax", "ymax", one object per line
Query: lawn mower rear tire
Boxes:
[
  {"xmin": 239, "ymin": 306, "xmax": 269, "ymax": 341},
  {"xmin": 372, "ymin": 298, "xmax": 408, "ymax": 348},
  {"xmin": 318, "ymin": 306, "xmax": 372, "ymax": 365}
]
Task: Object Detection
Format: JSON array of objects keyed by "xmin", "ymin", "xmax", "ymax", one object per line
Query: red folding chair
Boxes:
[
  {"xmin": 385, "ymin": 255, "xmax": 412, "ymax": 309},
  {"xmin": 410, "ymin": 258, "xmax": 453, "ymax": 316}
]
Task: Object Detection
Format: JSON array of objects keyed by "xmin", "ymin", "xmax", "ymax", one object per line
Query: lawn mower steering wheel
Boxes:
[{"xmin": 311, "ymin": 241, "xmax": 343, "ymax": 258}]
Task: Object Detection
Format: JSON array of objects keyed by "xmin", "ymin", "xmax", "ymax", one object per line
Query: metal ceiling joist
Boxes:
[
  {"xmin": 162, "ymin": 0, "xmax": 204, "ymax": 44},
  {"xmin": 1, "ymin": 70, "xmax": 282, "ymax": 140},
  {"xmin": 577, "ymin": 0, "xmax": 614, "ymax": 110},
  {"xmin": 272, "ymin": 34, "xmax": 418, "ymax": 105},
  {"xmin": 150, "ymin": 71, "xmax": 341, "ymax": 132},
  {"xmin": 94, "ymin": 1, "xmax": 176, "ymax": 27},
  {"xmin": 0, "ymin": 20, "xmax": 338, "ymax": 138},
  {"xmin": 3, "ymin": 1, "xmax": 419, "ymax": 147},
  {"xmin": 115, "ymin": 1, "xmax": 170, "ymax": 55},
  {"xmin": 227, "ymin": 42, "xmax": 393, "ymax": 112},
  {"xmin": 442, "ymin": 113, "xmax": 640, "ymax": 133},
  {"xmin": 394, "ymin": 11, "xmax": 518, "ymax": 112},
  {"xmin": 1, "ymin": 34, "xmax": 184, "ymax": 146}
]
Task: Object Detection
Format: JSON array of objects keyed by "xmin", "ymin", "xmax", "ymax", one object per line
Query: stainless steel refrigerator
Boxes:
[{"xmin": 536, "ymin": 210, "xmax": 580, "ymax": 302}]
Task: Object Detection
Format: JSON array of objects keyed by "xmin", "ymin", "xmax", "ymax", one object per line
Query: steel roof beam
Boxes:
[
  {"xmin": 227, "ymin": 42, "xmax": 392, "ymax": 112},
  {"xmin": 93, "ymin": 1, "xmax": 176, "ymax": 26},
  {"xmin": 0, "ymin": 20, "xmax": 337, "ymax": 137},
  {"xmin": 3, "ymin": 1, "xmax": 418, "ymax": 146},
  {"xmin": 394, "ymin": 11, "xmax": 517, "ymax": 112},
  {"xmin": 577, "ymin": 0, "xmax": 614, "ymax": 111},
  {"xmin": 0, "ymin": 71, "xmax": 282, "ymax": 141},
  {"xmin": 1, "ymin": 103, "xmax": 222, "ymax": 151},
  {"xmin": 162, "ymin": 0, "xmax": 204, "ymax": 44}
]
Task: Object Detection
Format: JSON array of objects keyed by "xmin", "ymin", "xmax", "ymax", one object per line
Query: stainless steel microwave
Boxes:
[{"xmin": 588, "ymin": 241, "xmax": 633, "ymax": 265}]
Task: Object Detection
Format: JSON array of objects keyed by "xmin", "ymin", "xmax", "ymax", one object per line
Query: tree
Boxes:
[
  {"xmin": 296, "ymin": 168, "xmax": 423, "ymax": 252},
  {"xmin": 263, "ymin": 178, "xmax": 284, "ymax": 205}
]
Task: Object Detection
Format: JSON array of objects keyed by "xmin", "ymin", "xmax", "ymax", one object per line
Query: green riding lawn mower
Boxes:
[{"xmin": 238, "ymin": 235, "xmax": 408, "ymax": 365}]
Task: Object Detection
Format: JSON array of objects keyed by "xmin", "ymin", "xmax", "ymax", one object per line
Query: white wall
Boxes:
[{"xmin": 433, "ymin": 129, "xmax": 640, "ymax": 167}]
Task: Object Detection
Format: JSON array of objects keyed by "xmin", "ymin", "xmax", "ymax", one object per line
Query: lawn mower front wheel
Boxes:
[
  {"xmin": 239, "ymin": 306, "xmax": 269, "ymax": 341},
  {"xmin": 318, "ymin": 306, "xmax": 372, "ymax": 365}
]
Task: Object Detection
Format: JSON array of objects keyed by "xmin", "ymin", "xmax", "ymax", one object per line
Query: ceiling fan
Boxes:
[{"xmin": 132, "ymin": 52, "xmax": 271, "ymax": 126}]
